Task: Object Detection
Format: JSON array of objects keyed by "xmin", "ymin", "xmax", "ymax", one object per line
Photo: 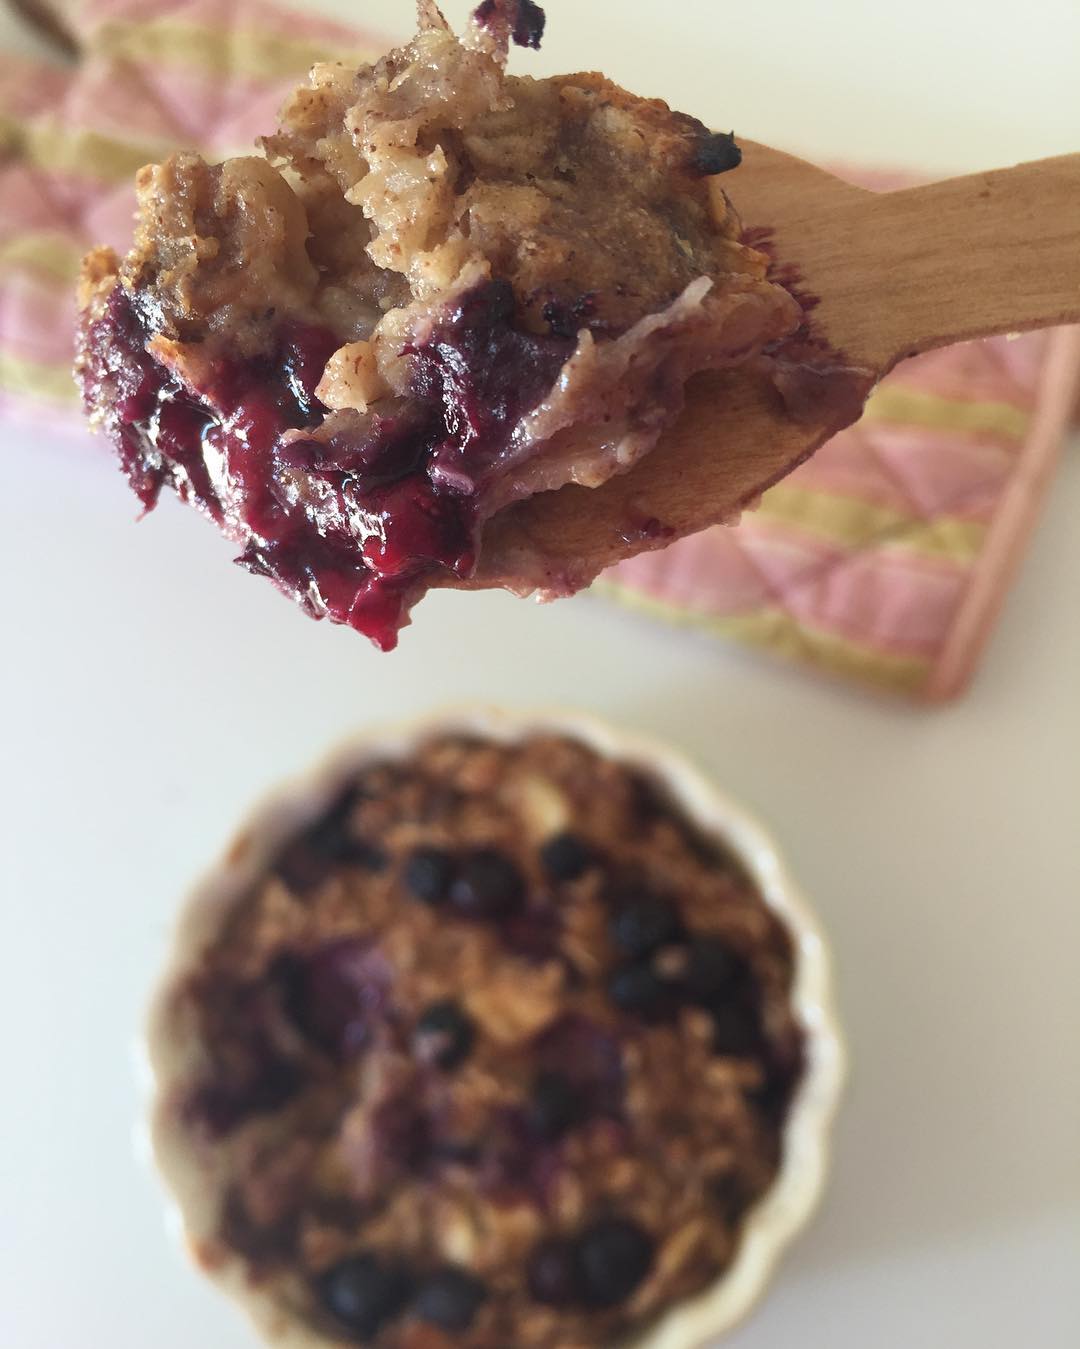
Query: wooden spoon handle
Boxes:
[{"xmin": 850, "ymin": 153, "xmax": 1080, "ymax": 370}]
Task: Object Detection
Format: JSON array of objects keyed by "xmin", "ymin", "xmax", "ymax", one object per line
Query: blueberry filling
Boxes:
[
  {"xmin": 533, "ymin": 1014, "xmax": 625, "ymax": 1116},
  {"xmin": 404, "ymin": 279, "xmax": 571, "ymax": 495},
  {"xmin": 275, "ymin": 939, "xmax": 389, "ymax": 1059},
  {"xmin": 80, "ymin": 277, "xmax": 573, "ymax": 651}
]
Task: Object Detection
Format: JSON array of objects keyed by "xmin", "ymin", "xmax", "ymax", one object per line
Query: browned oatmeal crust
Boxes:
[{"xmin": 164, "ymin": 732, "xmax": 806, "ymax": 1347}]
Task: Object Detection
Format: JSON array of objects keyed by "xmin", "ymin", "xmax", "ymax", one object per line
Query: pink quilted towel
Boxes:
[
  {"xmin": 2, "ymin": 1, "xmax": 1078, "ymax": 698},
  {"xmin": 601, "ymin": 324, "xmax": 1080, "ymax": 698},
  {"xmin": 0, "ymin": 0, "xmax": 384, "ymax": 416}
]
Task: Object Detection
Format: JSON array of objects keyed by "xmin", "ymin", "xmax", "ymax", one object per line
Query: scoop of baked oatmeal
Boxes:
[
  {"xmin": 155, "ymin": 731, "xmax": 806, "ymax": 1348},
  {"xmin": 76, "ymin": 1, "xmax": 800, "ymax": 647}
]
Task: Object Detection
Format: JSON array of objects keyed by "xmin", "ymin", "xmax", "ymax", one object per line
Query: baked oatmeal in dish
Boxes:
[
  {"xmin": 75, "ymin": 0, "xmax": 801, "ymax": 649},
  {"xmin": 149, "ymin": 725, "xmax": 817, "ymax": 1348}
]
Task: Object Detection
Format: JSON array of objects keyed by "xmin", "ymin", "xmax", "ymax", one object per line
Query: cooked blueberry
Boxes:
[
  {"xmin": 681, "ymin": 937, "xmax": 740, "ymax": 1005},
  {"xmin": 187, "ymin": 1055, "xmax": 301, "ymax": 1137},
  {"xmin": 527, "ymin": 1071, "xmax": 587, "ymax": 1141},
  {"xmin": 577, "ymin": 1217, "xmax": 654, "ymax": 1308},
  {"xmin": 512, "ymin": 0, "xmax": 546, "ymax": 48},
  {"xmin": 404, "ymin": 847, "xmax": 455, "ymax": 904},
  {"xmin": 183, "ymin": 981, "xmax": 306, "ymax": 1134},
  {"xmin": 450, "ymin": 849, "xmax": 525, "ymax": 919},
  {"xmin": 608, "ymin": 963, "xmax": 669, "ymax": 1019},
  {"xmin": 316, "ymin": 1253, "xmax": 413, "ymax": 1338},
  {"xmin": 527, "ymin": 1238, "xmax": 583, "ymax": 1307},
  {"xmin": 691, "ymin": 130, "xmax": 742, "ymax": 176},
  {"xmin": 275, "ymin": 940, "xmax": 387, "ymax": 1058},
  {"xmin": 414, "ymin": 1000, "xmax": 476, "ymax": 1070},
  {"xmin": 472, "ymin": 0, "xmax": 546, "ymax": 49},
  {"xmin": 609, "ymin": 893, "xmax": 682, "ymax": 960},
  {"xmin": 539, "ymin": 831, "xmax": 594, "ymax": 881},
  {"xmin": 711, "ymin": 1003, "xmax": 761, "ymax": 1056},
  {"xmin": 414, "ymin": 1267, "xmax": 487, "ymax": 1332},
  {"xmin": 533, "ymin": 1015, "xmax": 625, "ymax": 1114}
]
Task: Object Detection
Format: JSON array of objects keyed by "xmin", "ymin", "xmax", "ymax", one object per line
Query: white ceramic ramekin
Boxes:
[{"xmin": 146, "ymin": 707, "xmax": 846, "ymax": 1349}]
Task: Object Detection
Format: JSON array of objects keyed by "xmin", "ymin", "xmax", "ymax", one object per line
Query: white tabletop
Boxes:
[{"xmin": 2, "ymin": 2, "xmax": 1078, "ymax": 1347}]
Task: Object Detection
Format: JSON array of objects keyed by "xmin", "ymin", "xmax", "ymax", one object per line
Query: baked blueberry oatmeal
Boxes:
[
  {"xmin": 75, "ymin": 0, "xmax": 800, "ymax": 649},
  {"xmin": 152, "ymin": 730, "xmax": 807, "ymax": 1347}
]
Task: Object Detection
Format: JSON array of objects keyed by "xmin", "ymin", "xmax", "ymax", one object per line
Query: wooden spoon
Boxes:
[{"xmin": 470, "ymin": 144, "xmax": 1080, "ymax": 596}]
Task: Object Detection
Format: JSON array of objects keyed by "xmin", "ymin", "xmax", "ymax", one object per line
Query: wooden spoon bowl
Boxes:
[{"xmin": 472, "ymin": 143, "xmax": 1080, "ymax": 595}]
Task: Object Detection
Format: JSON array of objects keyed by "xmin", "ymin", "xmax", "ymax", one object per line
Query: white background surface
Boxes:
[{"xmin": 2, "ymin": 1, "xmax": 1079, "ymax": 1346}]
